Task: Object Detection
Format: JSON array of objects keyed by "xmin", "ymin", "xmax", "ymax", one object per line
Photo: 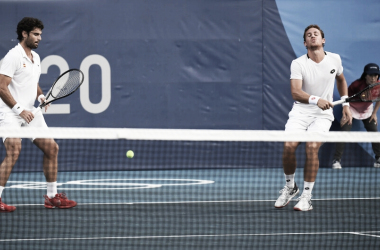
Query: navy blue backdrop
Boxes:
[
  {"xmin": 0, "ymin": 0, "xmax": 379, "ymax": 171},
  {"xmin": 0, "ymin": 0, "xmax": 295, "ymax": 129}
]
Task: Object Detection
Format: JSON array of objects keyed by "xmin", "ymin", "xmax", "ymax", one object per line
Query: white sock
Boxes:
[
  {"xmin": 0, "ymin": 186, "xmax": 4, "ymax": 198},
  {"xmin": 303, "ymin": 181, "xmax": 315, "ymax": 195},
  {"xmin": 285, "ymin": 174, "xmax": 295, "ymax": 188},
  {"xmin": 47, "ymin": 182, "xmax": 58, "ymax": 198}
]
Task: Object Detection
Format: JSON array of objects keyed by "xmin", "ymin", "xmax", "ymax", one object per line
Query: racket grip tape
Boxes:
[
  {"xmin": 32, "ymin": 106, "xmax": 42, "ymax": 115},
  {"xmin": 332, "ymin": 99, "xmax": 346, "ymax": 106}
]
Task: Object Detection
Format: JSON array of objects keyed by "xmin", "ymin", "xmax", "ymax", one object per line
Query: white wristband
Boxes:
[
  {"xmin": 308, "ymin": 95, "xmax": 320, "ymax": 105},
  {"xmin": 12, "ymin": 103, "xmax": 24, "ymax": 115},
  {"xmin": 341, "ymin": 95, "xmax": 349, "ymax": 106},
  {"xmin": 38, "ymin": 94, "xmax": 45, "ymax": 104}
]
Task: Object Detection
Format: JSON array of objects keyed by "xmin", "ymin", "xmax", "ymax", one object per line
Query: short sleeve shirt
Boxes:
[
  {"xmin": 0, "ymin": 43, "xmax": 41, "ymax": 112},
  {"xmin": 290, "ymin": 52, "xmax": 344, "ymax": 120}
]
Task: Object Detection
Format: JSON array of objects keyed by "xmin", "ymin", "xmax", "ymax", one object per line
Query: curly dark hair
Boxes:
[
  {"xmin": 303, "ymin": 24, "xmax": 325, "ymax": 41},
  {"xmin": 16, "ymin": 17, "xmax": 44, "ymax": 42}
]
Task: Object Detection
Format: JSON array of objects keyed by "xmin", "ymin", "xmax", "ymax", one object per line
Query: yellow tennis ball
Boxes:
[{"xmin": 126, "ymin": 150, "xmax": 134, "ymax": 158}]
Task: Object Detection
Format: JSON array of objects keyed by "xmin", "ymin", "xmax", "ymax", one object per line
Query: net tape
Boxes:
[{"xmin": 0, "ymin": 127, "xmax": 379, "ymax": 142}]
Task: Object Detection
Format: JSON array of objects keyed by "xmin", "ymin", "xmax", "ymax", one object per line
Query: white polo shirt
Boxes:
[
  {"xmin": 289, "ymin": 51, "xmax": 343, "ymax": 120},
  {"xmin": 0, "ymin": 43, "xmax": 41, "ymax": 112}
]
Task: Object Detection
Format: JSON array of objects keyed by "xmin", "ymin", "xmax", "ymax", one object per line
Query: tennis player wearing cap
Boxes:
[
  {"xmin": 274, "ymin": 24, "xmax": 352, "ymax": 211},
  {"xmin": 332, "ymin": 63, "xmax": 380, "ymax": 169},
  {"xmin": 0, "ymin": 17, "xmax": 76, "ymax": 212}
]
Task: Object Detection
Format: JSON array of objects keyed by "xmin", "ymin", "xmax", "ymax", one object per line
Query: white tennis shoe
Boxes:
[
  {"xmin": 274, "ymin": 183, "xmax": 299, "ymax": 208},
  {"xmin": 374, "ymin": 158, "xmax": 380, "ymax": 168},
  {"xmin": 294, "ymin": 193, "xmax": 313, "ymax": 211},
  {"xmin": 332, "ymin": 159, "xmax": 342, "ymax": 169}
]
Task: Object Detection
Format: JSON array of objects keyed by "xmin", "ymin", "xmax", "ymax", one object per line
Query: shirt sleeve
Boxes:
[
  {"xmin": 290, "ymin": 60, "xmax": 302, "ymax": 80},
  {"xmin": 0, "ymin": 51, "xmax": 19, "ymax": 78}
]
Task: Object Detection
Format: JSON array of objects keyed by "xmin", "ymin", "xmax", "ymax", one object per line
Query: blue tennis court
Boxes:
[{"xmin": 1, "ymin": 167, "xmax": 379, "ymax": 250}]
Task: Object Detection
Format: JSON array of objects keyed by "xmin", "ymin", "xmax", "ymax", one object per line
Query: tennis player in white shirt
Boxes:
[
  {"xmin": 0, "ymin": 17, "xmax": 76, "ymax": 212},
  {"xmin": 274, "ymin": 24, "xmax": 352, "ymax": 211}
]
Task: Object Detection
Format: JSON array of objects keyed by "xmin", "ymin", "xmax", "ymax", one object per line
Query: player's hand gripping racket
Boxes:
[
  {"xmin": 332, "ymin": 82, "xmax": 380, "ymax": 106},
  {"xmin": 32, "ymin": 69, "xmax": 84, "ymax": 115}
]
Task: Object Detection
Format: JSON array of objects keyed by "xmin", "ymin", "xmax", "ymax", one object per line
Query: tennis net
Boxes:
[{"xmin": 0, "ymin": 128, "xmax": 379, "ymax": 250}]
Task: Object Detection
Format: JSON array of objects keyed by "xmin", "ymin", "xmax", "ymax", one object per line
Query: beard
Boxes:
[
  {"xmin": 306, "ymin": 43, "xmax": 324, "ymax": 51},
  {"xmin": 25, "ymin": 36, "xmax": 39, "ymax": 49},
  {"xmin": 306, "ymin": 45, "xmax": 319, "ymax": 51}
]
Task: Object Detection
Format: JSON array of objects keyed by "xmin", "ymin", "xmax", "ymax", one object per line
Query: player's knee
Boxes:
[
  {"xmin": 44, "ymin": 140, "xmax": 59, "ymax": 158},
  {"xmin": 51, "ymin": 141, "xmax": 59, "ymax": 156},
  {"xmin": 305, "ymin": 142, "xmax": 321, "ymax": 153},
  {"xmin": 6, "ymin": 143, "xmax": 22, "ymax": 160},
  {"xmin": 283, "ymin": 142, "xmax": 298, "ymax": 153}
]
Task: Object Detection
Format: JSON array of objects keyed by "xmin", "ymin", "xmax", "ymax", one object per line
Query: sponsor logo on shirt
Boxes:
[{"xmin": 330, "ymin": 69, "xmax": 335, "ymax": 74}]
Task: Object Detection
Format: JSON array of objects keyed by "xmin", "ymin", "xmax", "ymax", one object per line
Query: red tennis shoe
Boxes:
[
  {"xmin": 44, "ymin": 193, "xmax": 77, "ymax": 209},
  {"xmin": 0, "ymin": 198, "xmax": 16, "ymax": 212}
]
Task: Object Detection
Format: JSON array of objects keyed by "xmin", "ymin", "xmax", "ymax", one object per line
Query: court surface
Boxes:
[{"xmin": 1, "ymin": 168, "xmax": 379, "ymax": 250}]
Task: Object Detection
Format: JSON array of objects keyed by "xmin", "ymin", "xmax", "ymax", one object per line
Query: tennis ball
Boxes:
[{"xmin": 126, "ymin": 150, "xmax": 134, "ymax": 158}]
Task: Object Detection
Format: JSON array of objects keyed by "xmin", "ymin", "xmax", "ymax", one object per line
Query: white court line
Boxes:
[
  {"xmin": 350, "ymin": 232, "xmax": 380, "ymax": 238},
  {"xmin": 1, "ymin": 231, "xmax": 380, "ymax": 242},
  {"xmin": 11, "ymin": 197, "xmax": 380, "ymax": 206},
  {"xmin": 7, "ymin": 179, "xmax": 215, "ymax": 190}
]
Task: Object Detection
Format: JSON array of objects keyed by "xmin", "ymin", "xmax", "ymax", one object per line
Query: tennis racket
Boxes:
[
  {"xmin": 32, "ymin": 69, "xmax": 84, "ymax": 115},
  {"xmin": 332, "ymin": 82, "xmax": 380, "ymax": 106}
]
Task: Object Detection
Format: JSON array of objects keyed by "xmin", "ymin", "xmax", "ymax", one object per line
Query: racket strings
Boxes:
[
  {"xmin": 51, "ymin": 71, "xmax": 83, "ymax": 99},
  {"xmin": 361, "ymin": 85, "xmax": 380, "ymax": 102}
]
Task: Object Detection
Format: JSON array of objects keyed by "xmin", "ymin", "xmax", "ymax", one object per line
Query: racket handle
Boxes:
[
  {"xmin": 32, "ymin": 106, "xmax": 42, "ymax": 115},
  {"xmin": 332, "ymin": 99, "xmax": 346, "ymax": 106}
]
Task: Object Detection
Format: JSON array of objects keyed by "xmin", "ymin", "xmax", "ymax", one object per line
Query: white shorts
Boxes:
[
  {"xmin": 285, "ymin": 108, "xmax": 332, "ymax": 132},
  {"xmin": 0, "ymin": 111, "xmax": 48, "ymax": 142}
]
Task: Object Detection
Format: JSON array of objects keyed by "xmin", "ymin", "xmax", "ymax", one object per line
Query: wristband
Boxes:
[
  {"xmin": 38, "ymin": 94, "xmax": 45, "ymax": 104},
  {"xmin": 341, "ymin": 95, "xmax": 349, "ymax": 107},
  {"xmin": 308, "ymin": 95, "xmax": 320, "ymax": 105},
  {"xmin": 12, "ymin": 103, "xmax": 24, "ymax": 115}
]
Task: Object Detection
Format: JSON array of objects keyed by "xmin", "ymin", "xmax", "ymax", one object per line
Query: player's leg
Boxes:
[
  {"xmin": 0, "ymin": 138, "xmax": 21, "ymax": 212},
  {"xmin": 293, "ymin": 141, "xmax": 322, "ymax": 211},
  {"xmin": 274, "ymin": 141, "xmax": 301, "ymax": 208},
  {"xmin": 33, "ymin": 137, "xmax": 76, "ymax": 209},
  {"xmin": 28, "ymin": 112, "xmax": 58, "ymax": 184},
  {"xmin": 0, "ymin": 113, "xmax": 24, "ymax": 212},
  {"xmin": 28, "ymin": 112, "xmax": 76, "ymax": 209},
  {"xmin": 275, "ymin": 108, "xmax": 307, "ymax": 208},
  {"xmin": 303, "ymin": 141, "xmax": 323, "ymax": 182},
  {"xmin": 0, "ymin": 138, "xmax": 22, "ymax": 186},
  {"xmin": 362, "ymin": 117, "xmax": 380, "ymax": 167},
  {"xmin": 332, "ymin": 120, "xmax": 352, "ymax": 169},
  {"xmin": 283, "ymin": 141, "xmax": 300, "ymax": 175},
  {"xmin": 33, "ymin": 138, "xmax": 58, "ymax": 183},
  {"xmin": 294, "ymin": 118, "xmax": 331, "ymax": 211}
]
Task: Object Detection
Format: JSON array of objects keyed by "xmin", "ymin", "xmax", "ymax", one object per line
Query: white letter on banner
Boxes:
[
  {"xmin": 80, "ymin": 55, "xmax": 111, "ymax": 114},
  {"xmin": 41, "ymin": 55, "xmax": 70, "ymax": 114}
]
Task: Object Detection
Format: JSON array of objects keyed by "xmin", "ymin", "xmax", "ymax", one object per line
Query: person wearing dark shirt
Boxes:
[{"xmin": 332, "ymin": 63, "xmax": 380, "ymax": 169}]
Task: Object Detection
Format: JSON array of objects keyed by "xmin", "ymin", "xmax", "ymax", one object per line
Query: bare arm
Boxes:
[
  {"xmin": 374, "ymin": 101, "xmax": 380, "ymax": 114},
  {"xmin": 336, "ymin": 73, "xmax": 348, "ymax": 97},
  {"xmin": 369, "ymin": 101, "xmax": 380, "ymax": 124},
  {"xmin": 290, "ymin": 79, "xmax": 332, "ymax": 110},
  {"xmin": 290, "ymin": 79, "xmax": 310, "ymax": 103},
  {"xmin": 0, "ymin": 74, "xmax": 34, "ymax": 123},
  {"xmin": 37, "ymin": 84, "xmax": 44, "ymax": 98},
  {"xmin": 0, "ymin": 74, "xmax": 17, "ymax": 108},
  {"xmin": 36, "ymin": 83, "xmax": 49, "ymax": 112},
  {"xmin": 336, "ymin": 73, "xmax": 352, "ymax": 126}
]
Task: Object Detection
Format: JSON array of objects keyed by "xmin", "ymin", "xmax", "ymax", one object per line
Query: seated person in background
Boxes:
[{"xmin": 332, "ymin": 63, "xmax": 380, "ymax": 169}]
